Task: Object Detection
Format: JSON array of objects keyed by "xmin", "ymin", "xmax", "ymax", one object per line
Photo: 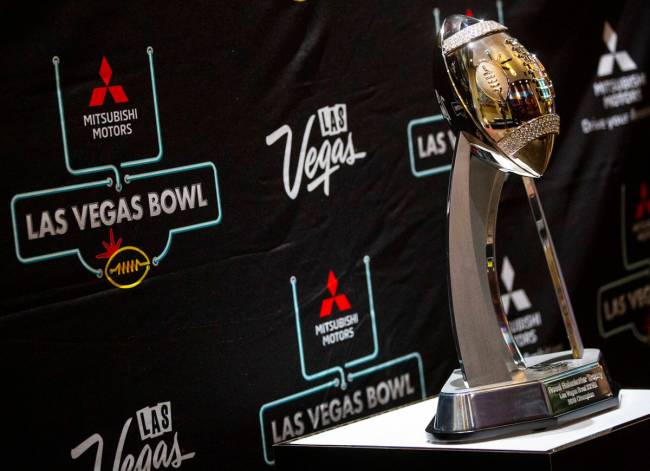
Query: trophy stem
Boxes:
[
  {"xmin": 521, "ymin": 177, "xmax": 584, "ymax": 359},
  {"xmin": 447, "ymin": 133, "xmax": 525, "ymax": 387}
]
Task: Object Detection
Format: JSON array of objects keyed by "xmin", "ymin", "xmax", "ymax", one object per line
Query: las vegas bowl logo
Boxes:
[
  {"xmin": 105, "ymin": 246, "xmax": 151, "ymax": 289},
  {"xmin": 97, "ymin": 229, "xmax": 151, "ymax": 289}
]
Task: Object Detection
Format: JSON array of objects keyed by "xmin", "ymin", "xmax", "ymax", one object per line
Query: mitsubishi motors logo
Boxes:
[
  {"xmin": 83, "ymin": 54, "xmax": 140, "ymax": 140},
  {"xmin": 499, "ymin": 256, "xmax": 545, "ymax": 351},
  {"xmin": 582, "ymin": 20, "xmax": 647, "ymax": 133},
  {"xmin": 597, "ymin": 22, "xmax": 637, "ymax": 77},
  {"xmin": 89, "ymin": 56, "xmax": 129, "ymax": 107},
  {"xmin": 320, "ymin": 270, "xmax": 351, "ymax": 317},
  {"xmin": 500, "ymin": 257, "xmax": 532, "ymax": 313}
]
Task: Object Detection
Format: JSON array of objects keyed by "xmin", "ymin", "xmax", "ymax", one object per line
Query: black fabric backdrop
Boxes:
[{"xmin": 1, "ymin": 1, "xmax": 649, "ymax": 469}]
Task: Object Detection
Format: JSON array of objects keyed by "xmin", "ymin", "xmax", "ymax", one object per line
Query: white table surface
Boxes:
[{"xmin": 292, "ymin": 389, "xmax": 650, "ymax": 452}]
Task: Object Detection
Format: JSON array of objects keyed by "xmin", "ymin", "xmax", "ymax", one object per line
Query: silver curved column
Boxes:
[
  {"xmin": 448, "ymin": 133, "xmax": 525, "ymax": 387},
  {"xmin": 521, "ymin": 177, "xmax": 584, "ymax": 359}
]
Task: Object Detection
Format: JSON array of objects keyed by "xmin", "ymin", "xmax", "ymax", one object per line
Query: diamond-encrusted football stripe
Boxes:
[
  {"xmin": 497, "ymin": 114, "xmax": 560, "ymax": 156},
  {"xmin": 442, "ymin": 20, "xmax": 507, "ymax": 55}
]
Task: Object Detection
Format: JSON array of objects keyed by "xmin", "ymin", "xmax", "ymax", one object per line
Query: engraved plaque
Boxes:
[{"xmin": 545, "ymin": 365, "xmax": 613, "ymax": 415}]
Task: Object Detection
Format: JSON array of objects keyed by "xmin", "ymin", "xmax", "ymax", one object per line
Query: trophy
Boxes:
[{"xmin": 428, "ymin": 15, "xmax": 619, "ymax": 441}]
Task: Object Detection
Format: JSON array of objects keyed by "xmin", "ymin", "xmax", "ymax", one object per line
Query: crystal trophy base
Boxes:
[{"xmin": 427, "ymin": 348, "xmax": 619, "ymax": 442}]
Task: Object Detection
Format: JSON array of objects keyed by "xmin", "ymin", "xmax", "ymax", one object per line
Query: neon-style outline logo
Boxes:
[
  {"xmin": 258, "ymin": 256, "xmax": 426, "ymax": 465},
  {"xmin": 596, "ymin": 184, "xmax": 650, "ymax": 343},
  {"xmin": 597, "ymin": 268, "xmax": 649, "ymax": 343},
  {"xmin": 105, "ymin": 246, "xmax": 151, "ymax": 289},
  {"xmin": 9, "ymin": 47, "xmax": 223, "ymax": 286},
  {"xmin": 406, "ymin": 114, "xmax": 453, "ymax": 178}
]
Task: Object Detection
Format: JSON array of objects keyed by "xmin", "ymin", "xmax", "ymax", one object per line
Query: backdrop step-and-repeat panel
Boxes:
[{"xmin": 1, "ymin": 1, "xmax": 648, "ymax": 469}]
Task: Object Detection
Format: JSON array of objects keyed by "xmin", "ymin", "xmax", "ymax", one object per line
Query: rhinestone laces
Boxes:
[
  {"xmin": 442, "ymin": 20, "xmax": 507, "ymax": 54},
  {"xmin": 497, "ymin": 114, "xmax": 560, "ymax": 156}
]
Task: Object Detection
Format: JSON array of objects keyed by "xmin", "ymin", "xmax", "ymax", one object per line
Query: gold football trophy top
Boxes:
[{"xmin": 433, "ymin": 15, "xmax": 559, "ymax": 177}]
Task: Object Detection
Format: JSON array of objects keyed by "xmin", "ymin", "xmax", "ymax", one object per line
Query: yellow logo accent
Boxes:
[{"xmin": 105, "ymin": 246, "xmax": 151, "ymax": 289}]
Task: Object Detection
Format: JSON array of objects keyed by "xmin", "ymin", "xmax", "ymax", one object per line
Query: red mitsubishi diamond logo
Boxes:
[
  {"xmin": 89, "ymin": 56, "xmax": 129, "ymax": 107},
  {"xmin": 320, "ymin": 271, "xmax": 351, "ymax": 318},
  {"xmin": 636, "ymin": 182, "xmax": 650, "ymax": 221}
]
